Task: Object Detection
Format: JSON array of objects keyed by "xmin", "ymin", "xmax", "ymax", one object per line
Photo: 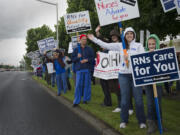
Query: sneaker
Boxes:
[
  {"xmin": 120, "ymin": 122, "xmax": 126, "ymax": 128},
  {"xmin": 128, "ymin": 109, "xmax": 134, "ymax": 115},
  {"xmin": 140, "ymin": 123, "xmax": 147, "ymax": 129},
  {"xmin": 112, "ymin": 108, "xmax": 121, "ymax": 113}
]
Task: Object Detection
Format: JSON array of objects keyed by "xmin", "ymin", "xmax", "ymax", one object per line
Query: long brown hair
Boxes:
[{"xmin": 124, "ymin": 32, "xmax": 135, "ymax": 50}]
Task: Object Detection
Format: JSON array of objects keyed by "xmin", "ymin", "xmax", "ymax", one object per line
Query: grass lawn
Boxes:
[{"xmin": 33, "ymin": 76, "xmax": 180, "ymax": 135}]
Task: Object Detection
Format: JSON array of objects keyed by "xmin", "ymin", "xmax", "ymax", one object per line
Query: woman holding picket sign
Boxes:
[
  {"xmin": 45, "ymin": 50, "xmax": 67, "ymax": 96},
  {"xmin": 88, "ymin": 27, "xmax": 146, "ymax": 129}
]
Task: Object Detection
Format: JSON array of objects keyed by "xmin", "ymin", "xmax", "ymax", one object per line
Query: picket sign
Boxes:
[
  {"xmin": 64, "ymin": 11, "xmax": 92, "ymax": 34},
  {"xmin": 26, "ymin": 51, "xmax": 35, "ymax": 59},
  {"xmin": 68, "ymin": 42, "xmax": 73, "ymax": 54},
  {"xmin": 46, "ymin": 63, "xmax": 54, "ymax": 74},
  {"xmin": 130, "ymin": 47, "xmax": 180, "ymax": 86},
  {"xmin": 160, "ymin": 0, "xmax": 176, "ymax": 13},
  {"xmin": 94, "ymin": 0, "xmax": 140, "ymax": 26},
  {"xmin": 37, "ymin": 37, "xmax": 56, "ymax": 54},
  {"xmin": 64, "ymin": 11, "xmax": 92, "ymax": 54},
  {"xmin": 93, "ymin": 51, "xmax": 120, "ymax": 80}
]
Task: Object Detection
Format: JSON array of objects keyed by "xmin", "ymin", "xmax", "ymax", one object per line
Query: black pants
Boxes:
[
  {"xmin": 67, "ymin": 77, "xmax": 71, "ymax": 90},
  {"xmin": 45, "ymin": 71, "xmax": 51, "ymax": 85},
  {"xmin": 100, "ymin": 79, "xmax": 112, "ymax": 106}
]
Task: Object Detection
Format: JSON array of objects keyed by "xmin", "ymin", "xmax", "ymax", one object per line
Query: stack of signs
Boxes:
[
  {"xmin": 160, "ymin": 0, "xmax": 176, "ymax": 12},
  {"xmin": 64, "ymin": 11, "xmax": 92, "ymax": 34},
  {"xmin": 130, "ymin": 47, "xmax": 180, "ymax": 87},
  {"xmin": 93, "ymin": 51, "xmax": 121, "ymax": 80},
  {"xmin": 94, "ymin": 0, "xmax": 140, "ymax": 26},
  {"xmin": 37, "ymin": 37, "xmax": 57, "ymax": 54}
]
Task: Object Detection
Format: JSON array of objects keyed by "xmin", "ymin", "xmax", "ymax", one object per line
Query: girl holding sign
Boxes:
[
  {"xmin": 145, "ymin": 34, "xmax": 163, "ymax": 134},
  {"xmin": 95, "ymin": 25, "xmax": 134, "ymax": 115},
  {"xmin": 88, "ymin": 27, "xmax": 146, "ymax": 129}
]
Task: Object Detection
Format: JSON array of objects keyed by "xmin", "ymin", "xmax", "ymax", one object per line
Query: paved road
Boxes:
[{"xmin": 0, "ymin": 71, "xmax": 100, "ymax": 135}]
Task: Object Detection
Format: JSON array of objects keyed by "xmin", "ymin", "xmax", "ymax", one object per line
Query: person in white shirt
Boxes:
[{"xmin": 88, "ymin": 27, "xmax": 146, "ymax": 129}]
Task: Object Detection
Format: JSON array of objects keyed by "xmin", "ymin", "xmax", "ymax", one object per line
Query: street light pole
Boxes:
[
  {"xmin": 36, "ymin": 0, "xmax": 59, "ymax": 48},
  {"xmin": 56, "ymin": 3, "xmax": 58, "ymax": 47}
]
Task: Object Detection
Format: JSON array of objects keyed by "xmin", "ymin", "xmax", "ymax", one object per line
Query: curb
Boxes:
[{"xmin": 34, "ymin": 79, "xmax": 121, "ymax": 135}]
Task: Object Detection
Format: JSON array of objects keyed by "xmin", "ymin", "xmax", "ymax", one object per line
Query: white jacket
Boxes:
[{"xmin": 92, "ymin": 27, "xmax": 145, "ymax": 74}]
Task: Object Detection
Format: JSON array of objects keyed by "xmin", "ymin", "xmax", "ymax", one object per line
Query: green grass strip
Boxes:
[{"xmin": 33, "ymin": 76, "xmax": 180, "ymax": 135}]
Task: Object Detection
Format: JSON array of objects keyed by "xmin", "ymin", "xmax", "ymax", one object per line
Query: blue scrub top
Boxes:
[{"xmin": 54, "ymin": 59, "xmax": 65, "ymax": 75}]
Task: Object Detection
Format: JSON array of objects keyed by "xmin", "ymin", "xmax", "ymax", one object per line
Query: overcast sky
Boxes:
[{"xmin": 0, "ymin": 0, "xmax": 67, "ymax": 66}]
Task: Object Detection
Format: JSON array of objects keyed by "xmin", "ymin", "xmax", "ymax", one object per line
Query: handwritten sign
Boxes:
[
  {"xmin": 130, "ymin": 47, "xmax": 180, "ymax": 86},
  {"xmin": 160, "ymin": 0, "xmax": 176, "ymax": 12},
  {"xmin": 94, "ymin": 0, "xmax": 140, "ymax": 26},
  {"xmin": 37, "ymin": 37, "xmax": 57, "ymax": 54},
  {"xmin": 64, "ymin": 11, "xmax": 91, "ymax": 34},
  {"xmin": 94, "ymin": 51, "xmax": 121, "ymax": 80},
  {"xmin": 26, "ymin": 50, "xmax": 41, "ymax": 59},
  {"xmin": 33, "ymin": 50, "xmax": 41, "ymax": 58},
  {"xmin": 26, "ymin": 51, "xmax": 35, "ymax": 59},
  {"xmin": 31, "ymin": 58, "xmax": 41, "ymax": 66}
]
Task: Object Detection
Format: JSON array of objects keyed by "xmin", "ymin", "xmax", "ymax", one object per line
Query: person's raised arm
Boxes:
[{"xmin": 87, "ymin": 34, "xmax": 121, "ymax": 51}]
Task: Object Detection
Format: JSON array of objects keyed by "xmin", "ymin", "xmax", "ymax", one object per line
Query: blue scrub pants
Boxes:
[
  {"xmin": 56, "ymin": 72, "xmax": 67, "ymax": 95},
  {"xmin": 73, "ymin": 69, "xmax": 91, "ymax": 104}
]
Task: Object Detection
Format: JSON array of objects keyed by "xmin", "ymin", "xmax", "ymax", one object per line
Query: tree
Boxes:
[
  {"xmin": 64, "ymin": 0, "xmax": 180, "ymax": 44},
  {"xmin": 123, "ymin": 0, "xmax": 180, "ymax": 41},
  {"xmin": 25, "ymin": 0, "xmax": 180, "ymax": 57},
  {"xmin": 56, "ymin": 17, "xmax": 71, "ymax": 53},
  {"xmin": 26, "ymin": 25, "xmax": 55, "ymax": 53}
]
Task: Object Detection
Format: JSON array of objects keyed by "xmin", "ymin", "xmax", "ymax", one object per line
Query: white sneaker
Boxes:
[
  {"xmin": 128, "ymin": 109, "xmax": 134, "ymax": 115},
  {"xmin": 120, "ymin": 122, "xmax": 126, "ymax": 128},
  {"xmin": 112, "ymin": 107, "xmax": 121, "ymax": 113},
  {"xmin": 140, "ymin": 123, "xmax": 147, "ymax": 129}
]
